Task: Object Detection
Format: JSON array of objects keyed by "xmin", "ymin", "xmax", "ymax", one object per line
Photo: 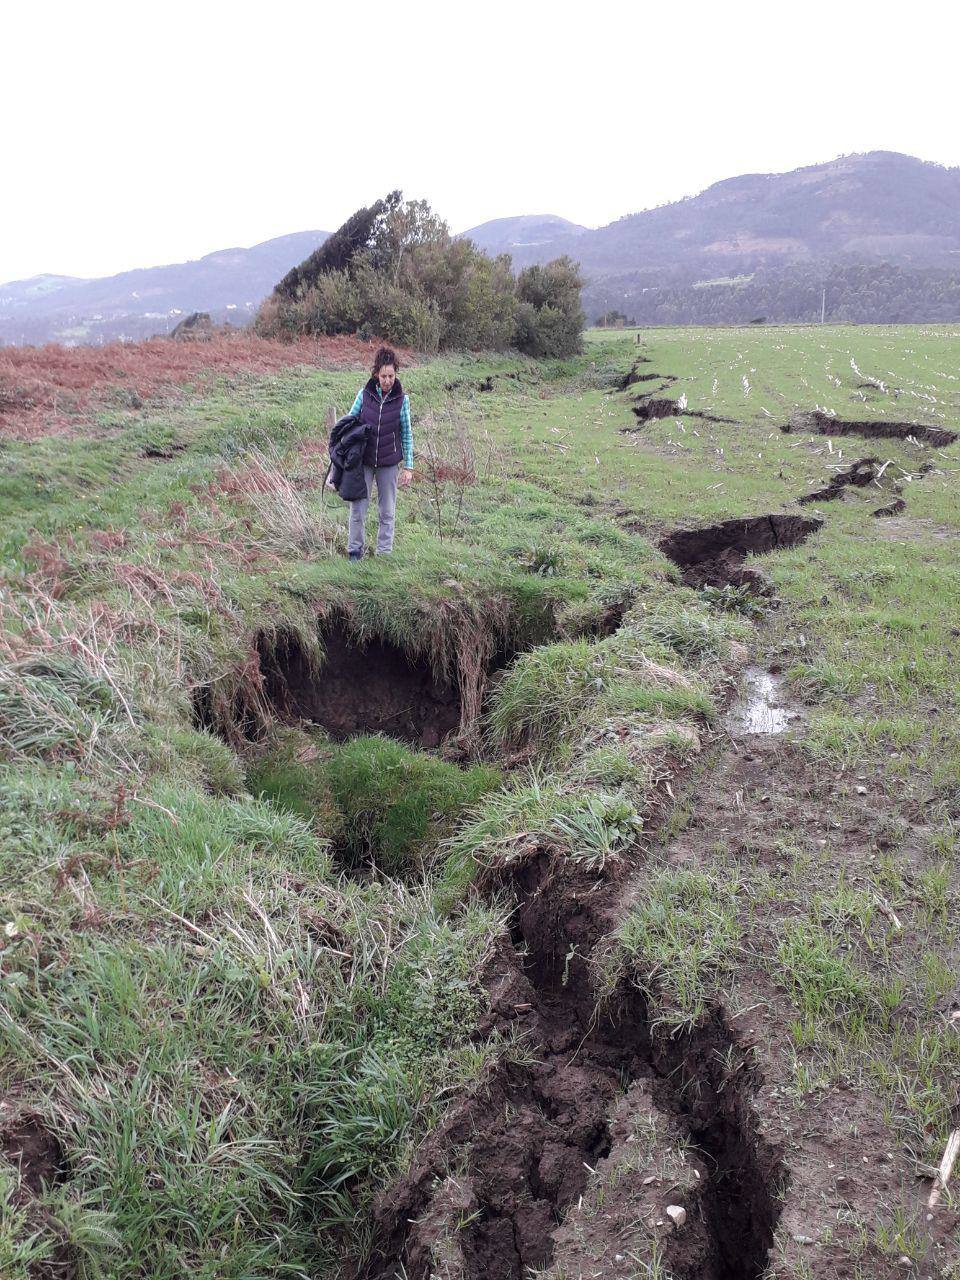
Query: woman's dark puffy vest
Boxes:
[{"xmin": 359, "ymin": 377, "xmax": 404, "ymax": 468}]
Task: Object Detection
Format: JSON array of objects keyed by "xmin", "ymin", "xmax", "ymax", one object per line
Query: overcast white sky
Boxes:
[{"xmin": 4, "ymin": 0, "xmax": 959, "ymax": 284}]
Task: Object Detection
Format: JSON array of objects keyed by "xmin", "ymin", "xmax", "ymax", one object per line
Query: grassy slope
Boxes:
[{"xmin": 0, "ymin": 326, "xmax": 958, "ymax": 1277}]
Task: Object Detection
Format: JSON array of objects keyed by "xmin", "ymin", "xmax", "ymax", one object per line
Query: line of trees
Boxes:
[
  {"xmin": 584, "ymin": 261, "xmax": 960, "ymax": 326},
  {"xmin": 256, "ymin": 192, "xmax": 585, "ymax": 357}
]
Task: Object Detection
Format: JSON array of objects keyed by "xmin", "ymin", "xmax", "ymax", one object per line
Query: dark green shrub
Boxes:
[
  {"xmin": 515, "ymin": 256, "xmax": 585, "ymax": 357},
  {"xmin": 257, "ymin": 193, "xmax": 583, "ymax": 355}
]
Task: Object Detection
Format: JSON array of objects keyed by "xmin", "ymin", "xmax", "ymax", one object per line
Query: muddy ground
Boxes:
[{"xmin": 351, "ymin": 671, "xmax": 959, "ymax": 1280}]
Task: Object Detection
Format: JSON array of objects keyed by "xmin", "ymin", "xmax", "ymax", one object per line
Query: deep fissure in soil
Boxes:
[
  {"xmin": 659, "ymin": 513, "xmax": 822, "ymax": 590},
  {"xmin": 618, "ymin": 358, "xmax": 654, "ymax": 389},
  {"xmin": 359, "ymin": 852, "xmax": 785, "ymax": 1280}
]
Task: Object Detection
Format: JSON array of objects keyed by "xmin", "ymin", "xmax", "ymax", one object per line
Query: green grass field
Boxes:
[{"xmin": 0, "ymin": 325, "xmax": 958, "ymax": 1278}]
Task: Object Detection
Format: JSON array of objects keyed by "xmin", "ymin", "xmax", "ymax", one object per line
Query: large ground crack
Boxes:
[
  {"xmin": 659, "ymin": 513, "xmax": 822, "ymax": 591},
  {"xmin": 357, "ymin": 850, "xmax": 786, "ymax": 1280},
  {"xmin": 257, "ymin": 621, "xmax": 461, "ymax": 748},
  {"xmin": 783, "ymin": 409, "xmax": 957, "ymax": 448},
  {"xmin": 625, "ymin": 394, "xmax": 734, "ymax": 427}
]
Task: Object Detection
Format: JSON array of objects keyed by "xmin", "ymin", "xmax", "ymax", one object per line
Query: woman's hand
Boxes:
[{"xmin": 399, "ymin": 468, "xmax": 413, "ymax": 490}]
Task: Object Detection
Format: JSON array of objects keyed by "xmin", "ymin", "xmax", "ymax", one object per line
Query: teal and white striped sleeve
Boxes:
[
  {"xmin": 400, "ymin": 395, "xmax": 414, "ymax": 470},
  {"xmin": 349, "ymin": 389, "xmax": 363, "ymax": 417}
]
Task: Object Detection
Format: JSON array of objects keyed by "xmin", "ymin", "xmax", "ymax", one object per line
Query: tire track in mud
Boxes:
[{"xmin": 358, "ymin": 819, "xmax": 787, "ymax": 1279}]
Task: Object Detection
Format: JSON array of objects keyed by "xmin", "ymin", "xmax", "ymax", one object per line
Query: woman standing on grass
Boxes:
[{"xmin": 346, "ymin": 345, "xmax": 414, "ymax": 559}]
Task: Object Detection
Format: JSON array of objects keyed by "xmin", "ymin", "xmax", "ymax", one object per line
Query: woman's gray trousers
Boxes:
[{"xmin": 348, "ymin": 464, "xmax": 399, "ymax": 555}]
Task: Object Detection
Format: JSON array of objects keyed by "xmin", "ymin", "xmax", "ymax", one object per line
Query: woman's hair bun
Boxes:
[{"xmin": 372, "ymin": 345, "xmax": 400, "ymax": 375}]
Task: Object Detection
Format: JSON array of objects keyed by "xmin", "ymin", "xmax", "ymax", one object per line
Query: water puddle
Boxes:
[{"xmin": 727, "ymin": 666, "xmax": 802, "ymax": 736}]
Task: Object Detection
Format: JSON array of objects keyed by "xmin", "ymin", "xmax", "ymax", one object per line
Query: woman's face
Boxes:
[{"xmin": 378, "ymin": 364, "xmax": 396, "ymax": 394}]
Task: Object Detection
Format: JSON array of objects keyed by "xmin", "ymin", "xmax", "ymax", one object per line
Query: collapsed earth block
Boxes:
[
  {"xmin": 873, "ymin": 497, "xmax": 909, "ymax": 517},
  {"xmin": 659, "ymin": 513, "xmax": 822, "ymax": 591},
  {"xmin": 783, "ymin": 408, "xmax": 958, "ymax": 448},
  {"xmin": 631, "ymin": 396, "xmax": 685, "ymax": 421}
]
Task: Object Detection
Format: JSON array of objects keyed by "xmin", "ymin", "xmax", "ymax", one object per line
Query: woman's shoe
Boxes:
[{"xmin": 348, "ymin": 550, "xmax": 363, "ymax": 561}]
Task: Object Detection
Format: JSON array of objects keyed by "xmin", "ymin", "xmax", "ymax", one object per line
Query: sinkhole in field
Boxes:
[
  {"xmin": 659, "ymin": 513, "xmax": 823, "ymax": 591},
  {"xmin": 257, "ymin": 620, "xmax": 462, "ymax": 749}
]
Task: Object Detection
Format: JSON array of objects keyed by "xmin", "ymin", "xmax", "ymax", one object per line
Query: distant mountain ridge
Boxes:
[
  {"xmin": 462, "ymin": 152, "xmax": 960, "ymax": 323},
  {"xmin": 0, "ymin": 231, "xmax": 329, "ymax": 345},
  {"xmin": 458, "ymin": 214, "xmax": 589, "ymax": 257},
  {"xmin": 6, "ymin": 151, "xmax": 960, "ymax": 343}
]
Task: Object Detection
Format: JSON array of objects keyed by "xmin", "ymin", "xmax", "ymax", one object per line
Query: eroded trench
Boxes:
[
  {"xmin": 358, "ymin": 854, "xmax": 786, "ymax": 1280},
  {"xmin": 192, "ymin": 608, "xmax": 787, "ymax": 1277}
]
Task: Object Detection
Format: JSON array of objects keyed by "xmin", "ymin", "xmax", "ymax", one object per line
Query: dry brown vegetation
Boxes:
[{"xmin": 0, "ymin": 333, "xmax": 411, "ymax": 439}]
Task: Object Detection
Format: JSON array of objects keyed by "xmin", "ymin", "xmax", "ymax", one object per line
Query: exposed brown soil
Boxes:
[
  {"xmin": 658, "ymin": 735, "xmax": 960, "ymax": 1278},
  {"xmin": 624, "ymin": 395, "xmax": 735, "ymax": 427},
  {"xmin": 659, "ymin": 513, "xmax": 822, "ymax": 591},
  {"xmin": 357, "ymin": 806, "xmax": 786, "ymax": 1280},
  {"xmin": 257, "ymin": 620, "xmax": 462, "ymax": 749},
  {"xmin": 783, "ymin": 409, "xmax": 957, "ymax": 448},
  {"xmin": 796, "ymin": 456, "xmax": 881, "ymax": 505},
  {"xmin": 0, "ymin": 1112, "xmax": 66, "ymax": 1196},
  {"xmin": 355, "ymin": 703, "xmax": 960, "ymax": 1279},
  {"xmin": 0, "ymin": 1110, "xmax": 74, "ymax": 1277}
]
